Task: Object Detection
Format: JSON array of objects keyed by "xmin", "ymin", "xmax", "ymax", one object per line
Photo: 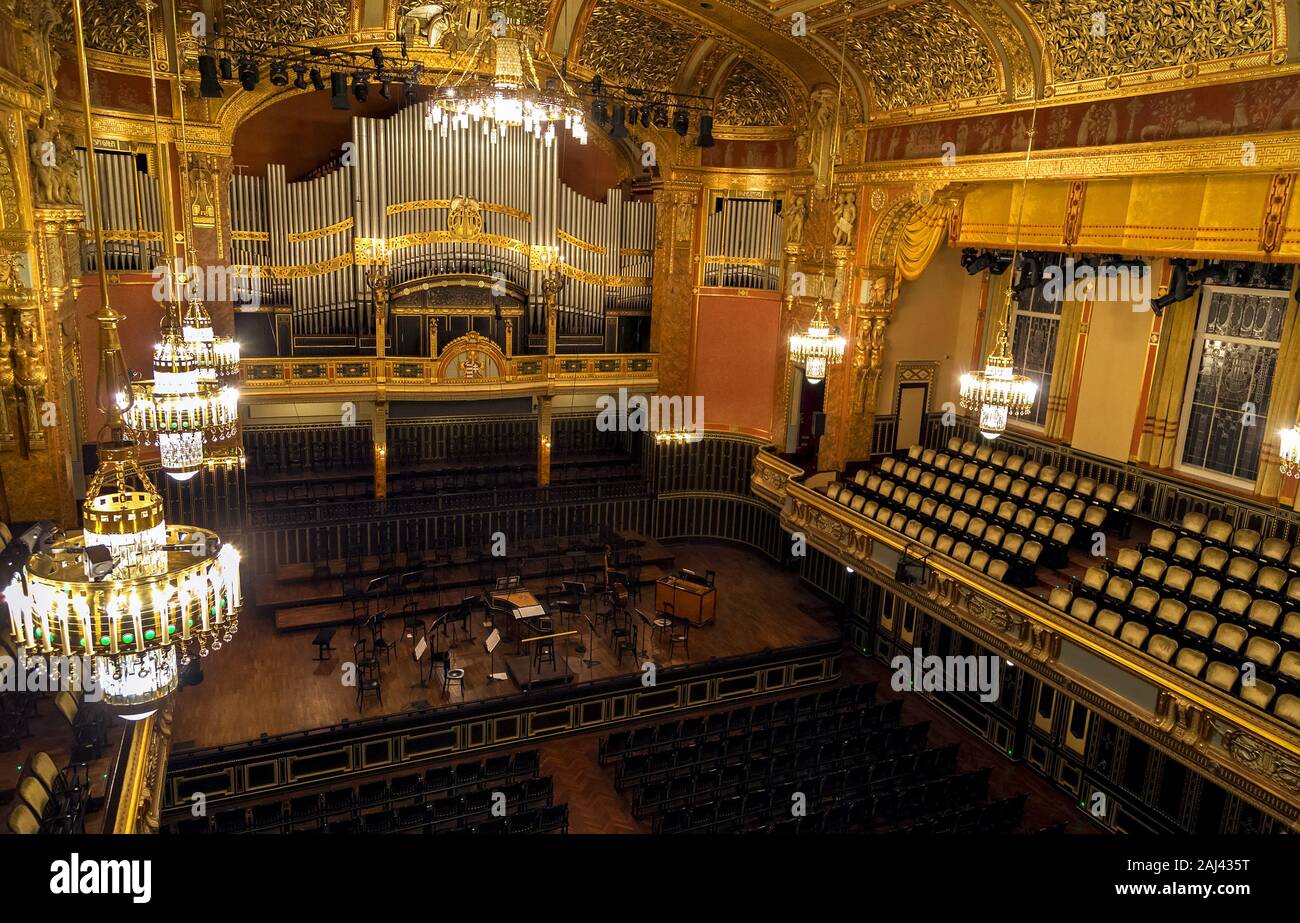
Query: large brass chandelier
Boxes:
[
  {"xmin": 789, "ymin": 297, "xmax": 846, "ymax": 386},
  {"xmin": 428, "ymin": 2, "xmax": 586, "ymax": 146},
  {"xmin": 957, "ymin": 99, "xmax": 1042, "ymax": 441},
  {"xmin": 3, "ymin": 0, "xmax": 242, "ymax": 718}
]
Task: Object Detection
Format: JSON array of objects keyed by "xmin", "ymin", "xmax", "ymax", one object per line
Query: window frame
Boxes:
[
  {"xmin": 1173, "ymin": 283, "xmax": 1288, "ymax": 489},
  {"xmin": 1007, "ymin": 259, "xmax": 1065, "ymax": 433}
]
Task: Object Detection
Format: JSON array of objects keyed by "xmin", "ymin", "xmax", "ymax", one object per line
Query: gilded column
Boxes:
[
  {"xmin": 373, "ymin": 397, "xmax": 388, "ymax": 500},
  {"xmin": 537, "ymin": 394, "xmax": 553, "ymax": 488},
  {"xmin": 650, "ymin": 182, "xmax": 699, "ymax": 400}
]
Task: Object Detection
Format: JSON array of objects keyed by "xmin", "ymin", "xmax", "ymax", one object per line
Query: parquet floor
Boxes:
[{"xmin": 172, "ymin": 542, "xmax": 840, "ymax": 750}]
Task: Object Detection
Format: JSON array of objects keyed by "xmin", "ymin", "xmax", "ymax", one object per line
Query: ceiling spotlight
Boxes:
[
  {"xmin": 238, "ymin": 57, "xmax": 259, "ymax": 92},
  {"xmin": 696, "ymin": 114, "xmax": 714, "ymax": 147},
  {"xmin": 1013, "ymin": 253, "xmax": 1041, "ymax": 293},
  {"xmin": 673, "ymin": 107, "xmax": 689, "ymax": 137},
  {"xmin": 404, "ymin": 82, "xmax": 416, "ymax": 104},
  {"xmin": 292, "ymin": 63, "xmax": 308, "ymax": 90},
  {"xmin": 352, "ymin": 71, "xmax": 369, "ymax": 103},
  {"xmin": 330, "ymin": 71, "xmax": 350, "ymax": 110},
  {"xmin": 310, "ymin": 67, "xmax": 325, "ymax": 92},
  {"xmin": 197, "ymin": 54, "xmax": 223, "ymax": 98},
  {"xmin": 379, "ymin": 80, "xmax": 391, "ymax": 100},
  {"xmin": 219, "ymin": 56, "xmax": 233, "ymax": 80},
  {"xmin": 652, "ymin": 105, "xmax": 668, "ymax": 129},
  {"xmin": 1151, "ymin": 259, "xmax": 1196, "ymax": 317},
  {"xmin": 610, "ymin": 104, "xmax": 628, "ymax": 138},
  {"xmin": 371, "ymin": 46, "xmax": 385, "ymax": 69},
  {"xmin": 591, "ymin": 97, "xmax": 607, "ymax": 126},
  {"xmin": 640, "ymin": 108, "xmax": 651, "ymax": 128},
  {"xmin": 591, "ymin": 75, "xmax": 603, "ymax": 96},
  {"xmin": 269, "ymin": 60, "xmax": 289, "ymax": 87}
]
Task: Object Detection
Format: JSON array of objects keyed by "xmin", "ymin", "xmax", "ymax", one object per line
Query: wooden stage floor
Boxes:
[{"xmin": 171, "ymin": 543, "xmax": 842, "ymax": 750}]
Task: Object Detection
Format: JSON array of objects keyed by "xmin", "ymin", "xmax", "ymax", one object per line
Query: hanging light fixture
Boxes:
[
  {"xmin": 428, "ymin": 2, "xmax": 586, "ymax": 147},
  {"xmin": 789, "ymin": 296, "xmax": 846, "ymax": 385},
  {"xmin": 119, "ymin": 9, "xmax": 239, "ymax": 479},
  {"xmin": 1279, "ymin": 426, "xmax": 1300, "ymax": 479},
  {"xmin": 956, "ymin": 95, "xmax": 1043, "ymax": 441},
  {"xmin": 4, "ymin": 0, "xmax": 242, "ymax": 719},
  {"xmin": 959, "ymin": 301, "xmax": 1037, "ymax": 439}
]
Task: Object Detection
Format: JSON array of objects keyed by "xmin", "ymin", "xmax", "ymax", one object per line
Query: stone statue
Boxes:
[
  {"xmin": 0, "ymin": 315, "xmax": 14, "ymax": 442},
  {"xmin": 785, "ymin": 193, "xmax": 807, "ymax": 246},
  {"xmin": 403, "ymin": 3, "xmax": 456, "ymax": 48},
  {"xmin": 27, "ymin": 121, "xmax": 59, "ymax": 205},
  {"xmin": 833, "ymin": 191, "xmax": 857, "ymax": 247}
]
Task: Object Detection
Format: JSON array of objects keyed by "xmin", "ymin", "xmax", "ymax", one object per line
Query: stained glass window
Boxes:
[{"xmin": 1178, "ymin": 286, "xmax": 1289, "ymax": 484}]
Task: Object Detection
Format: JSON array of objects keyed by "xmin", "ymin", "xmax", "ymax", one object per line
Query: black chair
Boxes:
[{"xmin": 615, "ymin": 621, "xmax": 639, "ymax": 666}]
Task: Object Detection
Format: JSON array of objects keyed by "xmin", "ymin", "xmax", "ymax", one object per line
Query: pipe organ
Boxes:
[
  {"xmin": 75, "ymin": 148, "xmax": 164, "ymax": 272},
  {"xmin": 704, "ymin": 195, "xmax": 784, "ymax": 291},
  {"xmin": 227, "ymin": 101, "xmax": 655, "ymax": 355}
]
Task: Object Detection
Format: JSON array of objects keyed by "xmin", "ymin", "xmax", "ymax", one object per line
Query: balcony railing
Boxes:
[{"xmin": 751, "ymin": 446, "xmax": 1300, "ymax": 830}]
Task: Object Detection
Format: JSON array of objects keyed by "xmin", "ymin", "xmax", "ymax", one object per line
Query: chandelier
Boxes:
[
  {"xmin": 954, "ymin": 95, "xmax": 1042, "ymax": 441},
  {"xmin": 122, "ymin": 298, "xmax": 239, "ymax": 481},
  {"xmin": 3, "ymin": 0, "xmax": 243, "ymax": 719},
  {"xmin": 789, "ymin": 298, "xmax": 846, "ymax": 385},
  {"xmin": 959, "ymin": 296, "xmax": 1037, "ymax": 439},
  {"xmin": 1280, "ymin": 426, "xmax": 1300, "ymax": 479},
  {"xmin": 182, "ymin": 290, "xmax": 241, "ymax": 385},
  {"xmin": 654, "ymin": 428, "xmax": 703, "ymax": 446},
  {"xmin": 428, "ymin": 6, "xmax": 586, "ymax": 146}
]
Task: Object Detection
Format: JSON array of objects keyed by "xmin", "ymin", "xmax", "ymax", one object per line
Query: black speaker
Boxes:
[
  {"xmin": 811, "ymin": 412, "xmax": 827, "ymax": 436},
  {"xmin": 330, "ymin": 71, "xmax": 350, "ymax": 110}
]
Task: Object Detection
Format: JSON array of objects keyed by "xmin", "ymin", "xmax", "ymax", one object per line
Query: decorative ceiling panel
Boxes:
[
  {"xmin": 578, "ymin": 0, "xmax": 699, "ymax": 89},
  {"xmin": 964, "ymin": 0, "xmax": 1035, "ymax": 100},
  {"xmin": 818, "ymin": 0, "xmax": 1000, "ymax": 112},
  {"xmin": 54, "ymin": 0, "xmax": 149, "ymax": 57},
  {"xmin": 222, "ymin": 0, "xmax": 351, "ymax": 44},
  {"xmin": 715, "ymin": 60, "xmax": 791, "ymax": 126},
  {"xmin": 1027, "ymin": 0, "xmax": 1275, "ymax": 84}
]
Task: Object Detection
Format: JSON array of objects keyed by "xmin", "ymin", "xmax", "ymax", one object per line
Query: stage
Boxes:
[{"xmin": 171, "ymin": 543, "xmax": 842, "ymax": 750}]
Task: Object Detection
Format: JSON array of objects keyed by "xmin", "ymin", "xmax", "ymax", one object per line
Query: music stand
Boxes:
[
  {"xmin": 413, "ymin": 633, "xmax": 430, "ymax": 688},
  {"xmin": 581, "ymin": 613, "xmax": 600, "ymax": 669},
  {"xmin": 485, "ymin": 629, "xmax": 506, "ymax": 682}
]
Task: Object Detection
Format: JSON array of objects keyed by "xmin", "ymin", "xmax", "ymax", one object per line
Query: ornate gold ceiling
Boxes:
[{"xmin": 46, "ymin": 0, "xmax": 1298, "ymax": 127}]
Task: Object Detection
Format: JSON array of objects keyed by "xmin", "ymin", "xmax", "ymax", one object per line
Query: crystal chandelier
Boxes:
[
  {"xmin": 955, "ymin": 96, "xmax": 1042, "ymax": 441},
  {"xmin": 181, "ymin": 289, "xmax": 241, "ymax": 385},
  {"xmin": 428, "ymin": 5, "xmax": 586, "ymax": 147},
  {"xmin": 4, "ymin": 0, "xmax": 243, "ymax": 719},
  {"xmin": 789, "ymin": 298, "xmax": 846, "ymax": 385},
  {"xmin": 123, "ymin": 299, "xmax": 239, "ymax": 481},
  {"xmin": 1280, "ymin": 426, "xmax": 1300, "ymax": 479},
  {"xmin": 959, "ymin": 294, "xmax": 1038, "ymax": 439}
]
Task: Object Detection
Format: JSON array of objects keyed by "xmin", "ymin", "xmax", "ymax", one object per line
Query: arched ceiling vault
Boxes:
[{"xmin": 64, "ymin": 0, "xmax": 1297, "ymax": 131}]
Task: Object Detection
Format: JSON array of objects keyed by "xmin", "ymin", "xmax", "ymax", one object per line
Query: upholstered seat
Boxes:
[
  {"xmin": 1259, "ymin": 536, "xmax": 1291, "ymax": 565},
  {"xmin": 950, "ymin": 542, "xmax": 973, "ymax": 563},
  {"xmin": 1182, "ymin": 610, "xmax": 1216, "ymax": 641},
  {"xmin": 1172, "ymin": 537, "xmax": 1201, "ymax": 565},
  {"xmin": 1203, "ymin": 519, "xmax": 1233, "ymax": 546},
  {"xmin": 986, "ymin": 559, "xmax": 1009, "ymax": 581},
  {"xmin": 1154, "ymin": 598, "xmax": 1187, "ymax": 629},
  {"xmin": 1196, "ymin": 546, "xmax": 1228, "ymax": 574},
  {"xmin": 1148, "ymin": 528, "xmax": 1177, "ymax": 556},
  {"xmin": 1114, "ymin": 547, "xmax": 1143, "ymax": 576},
  {"xmin": 1161, "ymin": 565, "xmax": 1193, "ymax": 595},
  {"xmin": 1204, "ymin": 661, "xmax": 1239, "ymax": 692},
  {"xmin": 1179, "ymin": 511, "xmax": 1208, "ymax": 536},
  {"xmin": 1094, "ymin": 609, "xmax": 1123, "ymax": 636},
  {"xmin": 1218, "ymin": 588, "xmax": 1250, "ymax": 621},
  {"xmin": 1239, "ymin": 679, "xmax": 1276, "ymax": 710},
  {"xmin": 1244, "ymin": 636, "xmax": 1281, "ymax": 670},
  {"xmin": 1096, "ymin": 483, "xmax": 1121, "ymax": 506},
  {"xmin": 1080, "ymin": 565, "xmax": 1108, "ymax": 596},
  {"xmin": 1273, "ymin": 694, "xmax": 1300, "ymax": 729},
  {"xmin": 1119, "ymin": 621, "xmax": 1150, "ymax": 648},
  {"xmin": 1129, "ymin": 586, "xmax": 1159, "ymax": 618},
  {"xmin": 1229, "ymin": 528, "xmax": 1260, "ymax": 556},
  {"xmin": 1021, "ymin": 460, "xmax": 1041, "ymax": 480},
  {"xmin": 1075, "ymin": 476, "xmax": 1096, "ymax": 499},
  {"xmin": 1138, "ymin": 556, "xmax": 1167, "ymax": 584},
  {"xmin": 969, "ymin": 549, "xmax": 990, "ymax": 571},
  {"xmin": 1004, "ymin": 455, "xmax": 1025, "ymax": 474},
  {"xmin": 1047, "ymin": 587, "xmax": 1072, "ymax": 611},
  {"xmin": 1055, "ymin": 471, "xmax": 1078, "ymax": 493},
  {"xmin": 1246, "ymin": 599, "xmax": 1281, "ymax": 631},
  {"xmin": 1068, "ymin": 599, "xmax": 1097, "ymax": 622},
  {"xmin": 1209, "ymin": 622, "xmax": 1248, "ymax": 655},
  {"xmin": 1146, "ymin": 634, "xmax": 1179, "ymax": 663},
  {"xmin": 1174, "ymin": 648, "xmax": 1208, "ymax": 678},
  {"xmin": 935, "ymin": 534, "xmax": 955, "ymax": 555}
]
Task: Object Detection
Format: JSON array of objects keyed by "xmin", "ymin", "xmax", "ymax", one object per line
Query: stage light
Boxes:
[
  {"xmin": 591, "ymin": 97, "xmax": 607, "ymax": 126},
  {"xmin": 404, "ymin": 82, "xmax": 416, "ymax": 104},
  {"xmin": 1151, "ymin": 259, "xmax": 1196, "ymax": 317},
  {"xmin": 238, "ymin": 57, "xmax": 259, "ymax": 91},
  {"xmin": 591, "ymin": 75, "xmax": 603, "ymax": 96},
  {"xmin": 640, "ymin": 108, "xmax": 651, "ymax": 128},
  {"xmin": 197, "ymin": 54, "xmax": 223, "ymax": 98},
  {"xmin": 379, "ymin": 80, "xmax": 391, "ymax": 100},
  {"xmin": 610, "ymin": 104, "xmax": 627, "ymax": 138},
  {"xmin": 352, "ymin": 71, "xmax": 369, "ymax": 103},
  {"xmin": 310, "ymin": 68, "xmax": 325, "ymax": 92},
  {"xmin": 292, "ymin": 63, "xmax": 308, "ymax": 90},
  {"xmin": 1013, "ymin": 253, "xmax": 1041, "ymax": 293},
  {"xmin": 673, "ymin": 108, "xmax": 689, "ymax": 137},
  {"xmin": 371, "ymin": 46, "xmax": 385, "ymax": 69},
  {"xmin": 653, "ymin": 105, "xmax": 668, "ymax": 128},
  {"xmin": 219, "ymin": 56, "xmax": 233, "ymax": 80},
  {"xmin": 697, "ymin": 115, "xmax": 714, "ymax": 147},
  {"xmin": 330, "ymin": 71, "xmax": 350, "ymax": 110},
  {"xmin": 269, "ymin": 60, "xmax": 288, "ymax": 87}
]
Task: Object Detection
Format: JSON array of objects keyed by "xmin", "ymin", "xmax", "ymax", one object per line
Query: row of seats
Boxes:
[
  {"xmin": 1052, "ymin": 569, "xmax": 1300, "ymax": 728},
  {"xmin": 7, "ymin": 751, "xmax": 90, "ymax": 835},
  {"xmin": 1145, "ymin": 529, "xmax": 1300, "ymax": 603},
  {"xmin": 170, "ymin": 749, "xmax": 541, "ymax": 834},
  {"xmin": 827, "ymin": 470, "xmax": 1055, "ymax": 584},
  {"xmin": 922, "ymin": 439, "xmax": 1136, "ymax": 520},
  {"xmin": 598, "ymin": 682, "xmax": 878, "ymax": 765},
  {"xmin": 1112, "ymin": 545, "xmax": 1300, "ymax": 611},
  {"xmin": 1172, "ymin": 512, "xmax": 1300, "ymax": 571}
]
